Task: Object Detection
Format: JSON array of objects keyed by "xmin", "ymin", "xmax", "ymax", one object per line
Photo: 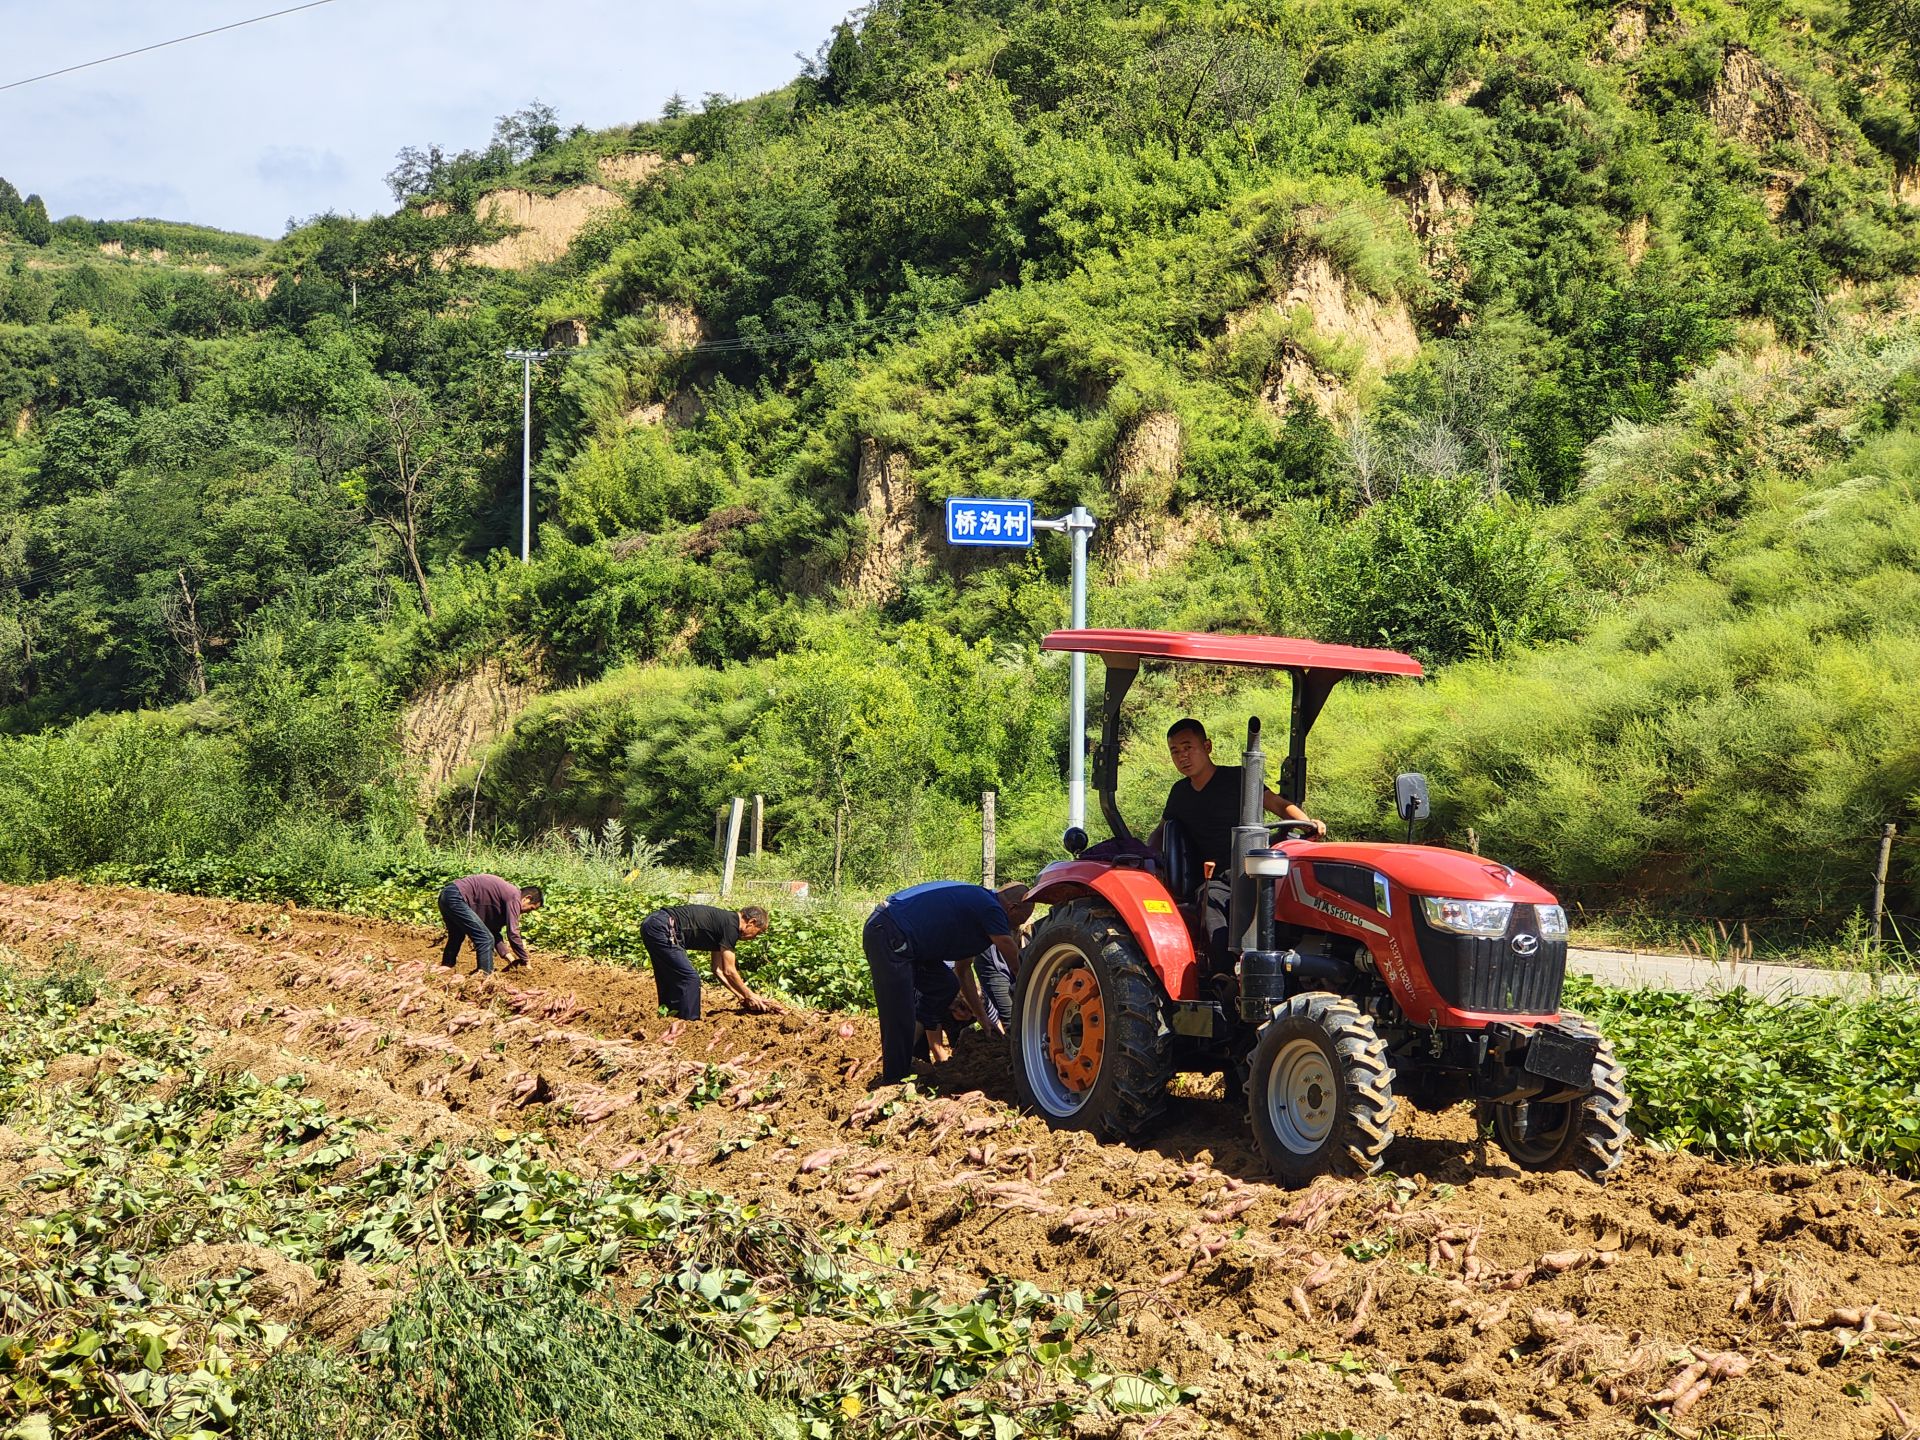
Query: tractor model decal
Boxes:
[
  {"xmin": 1372, "ymin": 935, "xmax": 1416, "ymax": 997},
  {"xmin": 1288, "ymin": 868, "xmax": 1388, "ymax": 938}
]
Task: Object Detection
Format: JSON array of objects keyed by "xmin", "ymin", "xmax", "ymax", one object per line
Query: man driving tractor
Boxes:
[{"xmin": 1150, "ymin": 717, "xmax": 1325, "ymax": 950}]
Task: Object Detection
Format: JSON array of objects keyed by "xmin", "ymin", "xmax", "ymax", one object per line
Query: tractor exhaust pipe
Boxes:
[{"xmin": 1229, "ymin": 718, "xmax": 1268, "ymax": 955}]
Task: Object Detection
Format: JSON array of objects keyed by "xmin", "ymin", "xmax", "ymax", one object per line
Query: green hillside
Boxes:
[{"xmin": 1, "ymin": 0, "xmax": 1917, "ymax": 942}]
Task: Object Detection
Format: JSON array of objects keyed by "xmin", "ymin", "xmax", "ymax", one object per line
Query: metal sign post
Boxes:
[{"xmin": 946, "ymin": 498, "xmax": 1098, "ymax": 833}]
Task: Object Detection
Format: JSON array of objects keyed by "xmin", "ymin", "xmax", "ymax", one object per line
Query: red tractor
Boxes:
[{"xmin": 1010, "ymin": 629, "xmax": 1629, "ymax": 1186}]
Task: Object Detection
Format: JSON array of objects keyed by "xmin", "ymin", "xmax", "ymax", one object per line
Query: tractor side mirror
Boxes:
[{"xmin": 1395, "ymin": 773, "xmax": 1431, "ymax": 822}]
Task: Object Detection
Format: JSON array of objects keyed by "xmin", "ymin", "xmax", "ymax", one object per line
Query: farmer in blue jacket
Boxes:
[{"xmin": 863, "ymin": 881, "xmax": 1032, "ymax": 1083}]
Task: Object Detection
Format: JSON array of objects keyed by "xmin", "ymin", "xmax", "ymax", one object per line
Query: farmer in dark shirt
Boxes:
[
  {"xmin": 639, "ymin": 903, "xmax": 778, "ymax": 1019},
  {"xmin": 863, "ymin": 882, "xmax": 1033, "ymax": 1084},
  {"xmin": 1151, "ymin": 717, "xmax": 1323, "ymax": 941},
  {"xmin": 439, "ymin": 874, "xmax": 543, "ymax": 975}
]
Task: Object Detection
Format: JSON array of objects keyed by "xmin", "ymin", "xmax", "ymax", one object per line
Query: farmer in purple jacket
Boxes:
[{"xmin": 438, "ymin": 874, "xmax": 543, "ymax": 974}]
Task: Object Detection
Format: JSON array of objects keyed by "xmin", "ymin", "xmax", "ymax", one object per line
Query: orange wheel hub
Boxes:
[{"xmin": 1045, "ymin": 966, "xmax": 1105, "ymax": 1093}]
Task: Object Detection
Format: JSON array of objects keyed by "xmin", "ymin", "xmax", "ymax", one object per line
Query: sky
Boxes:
[{"xmin": 0, "ymin": 0, "xmax": 858, "ymax": 237}]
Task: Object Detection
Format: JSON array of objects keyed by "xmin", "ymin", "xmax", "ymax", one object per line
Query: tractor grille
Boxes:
[{"xmin": 1412, "ymin": 902, "xmax": 1567, "ymax": 1016}]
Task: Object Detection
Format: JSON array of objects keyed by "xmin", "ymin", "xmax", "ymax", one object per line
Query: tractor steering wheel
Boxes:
[{"xmin": 1271, "ymin": 819, "xmax": 1324, "ymax": 841}]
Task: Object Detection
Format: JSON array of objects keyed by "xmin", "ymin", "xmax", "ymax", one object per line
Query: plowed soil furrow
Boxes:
[{"xmin": 5, "ymin": 882, "xmax": 1919, "ymax": 1440}]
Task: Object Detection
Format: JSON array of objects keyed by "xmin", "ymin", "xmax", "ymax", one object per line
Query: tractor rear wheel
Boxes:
[
  {"xmin": 1246, "ymin": 993, "xmax": 1397, "ymax": 1186},
  {"xmin": 1009, "ymin": 900, "xmax": 1172, "ymax": 1138},
  {"xmin": 1480, "ymin": 1016, "xmax": 1630, "ymax": 1182}
]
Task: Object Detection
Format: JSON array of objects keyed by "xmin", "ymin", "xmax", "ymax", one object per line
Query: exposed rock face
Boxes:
[
  {"xmin": 469, "ymin": 186, "xmax": 626, "ymax": 269},
  {"xmin": 1898, "ymin": 166, "xmax": 1920, "ymax": 208},
  {"xmin": 12, "ymin": 404, "xmax": 31, "ymax": 438},
  {"xmin": 620, "ymin": 304, "xmax": 709, "ymax": 429},
  {"xmin": 596, "ymin": 152, "xmax": 668, "ymax": 188},
  {"xmin": 1762, "ymin": 173, "xmax": 1801, "ymax": 219},
  {"xmin": 1281, "ymin": 253, "xmax": 1419, "ymax": 369},
  {"xmin": 401, "ymin": 658, "xmax": 542, "ymax": 802},
  {"xmin": 1260, "ymin": 349, "xmax": 1347, "ymax": 421},
  {"xmin": 1230, "ymin": 251, "xmax": 1421, "ymax": 420},
  {"xmin": 544, "ymin": 318, "xmax": 589, "ymax": 350},
  {"xmin": 1604, "ymin": 5, "xmax": 1648, "ymax": 60},
  {"xmin": 1624, "ymin": 214, "xmax": 1651, "ymax": 266},
  {"xmin": 625, "ymin": 391, "xmax": 704, "ymax": 429},
  {"xmin": 1106, "ymin": 410, "xmax": 1185, "ymax": 579},
  {"xmin": 1394, "ymin": 172, "xmax": 1476, "ymax": 289},
  {"xmin": 1708, "ymin": 48, "xmax": 1830, "ymax": 162},
  {"xmin": 654, "ymin": 302, "xmax": 706, "ymax": 349},
  {"xmin": 842, "ymin": 439, "xmax": 921, "ymax": 603}
]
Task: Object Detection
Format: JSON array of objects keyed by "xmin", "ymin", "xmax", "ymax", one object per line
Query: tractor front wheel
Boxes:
[
  {"xmin": 1009, "ymin": 900, "xmax": 1172, "ymax": 1138},
  {"xmin": 1480, "ymin": 1017, "xmax": 1630, "ymax": 1182},
  {"xmin": 1246, "ymin": 993, "xmax": 1397, "ymax": 1186}
]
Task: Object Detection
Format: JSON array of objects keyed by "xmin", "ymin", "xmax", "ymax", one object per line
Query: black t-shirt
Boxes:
[
  {"xmin": 1164, "ymin": 765, "xmax": 1253, "ymax": 874},
  {"xmin": 664, "ymin": 904, "xmax": 741, "ymax": 951}
]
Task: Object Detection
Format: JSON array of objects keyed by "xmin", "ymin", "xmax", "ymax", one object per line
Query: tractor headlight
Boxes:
[
  {"xmin": 1243, "ymin": 849, "xmax": 1290, "ymax": 878},
  {"xmin": 1420, "ymin": 897, "xmax": 1514, "ymax": 937},
  {"xmin": 1535, "ymin": 904, "xmax": 1569, "ymax": 940}
]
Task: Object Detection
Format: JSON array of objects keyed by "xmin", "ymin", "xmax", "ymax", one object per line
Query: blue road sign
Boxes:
[{"xmin": 946, "ymin": 497, "xmax": 1034, "ymax": 548}]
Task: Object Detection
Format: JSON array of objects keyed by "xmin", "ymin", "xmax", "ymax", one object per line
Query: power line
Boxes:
[{"xmin": 0, "ymin": 0, "xmax": 343, "ymax": 94}]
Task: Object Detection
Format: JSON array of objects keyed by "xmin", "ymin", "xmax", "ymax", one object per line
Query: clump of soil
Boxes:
[{"xmin": 158, "ymin": 1242, "xmax": 321, "ymax": 1321}]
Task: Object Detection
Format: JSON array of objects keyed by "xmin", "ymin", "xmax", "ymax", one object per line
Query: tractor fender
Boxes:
[{"xmin": 1024, "ymin": 860, "xmax": 1198, "ymax": 1002}]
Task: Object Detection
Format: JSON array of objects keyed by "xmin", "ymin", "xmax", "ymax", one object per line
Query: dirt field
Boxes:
[{"xmin": 5, "ymin": 881, "xmax": 1919, "ymax": 1440}]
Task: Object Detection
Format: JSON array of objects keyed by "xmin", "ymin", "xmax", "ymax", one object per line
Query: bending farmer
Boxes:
[
  {"xmin": 439, "ymin": 874, "xmax": 543, "ymax": 975},
  {"xmin": 639, "ymin": 903, "xmax": 778, "ymax": 1018},
  {"xmin": 864, "ymin": 882, "xmax": 1034, "ymax": 1084}
]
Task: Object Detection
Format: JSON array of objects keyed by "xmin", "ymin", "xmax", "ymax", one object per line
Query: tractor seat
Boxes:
[{"xmin": 1161, "ymin": 820, "xmax": 1204, "ymax": 935}]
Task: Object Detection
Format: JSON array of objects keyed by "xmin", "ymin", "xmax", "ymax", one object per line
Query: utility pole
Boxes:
[{"xmin": 504, "ymin": 348, "xmax": 551, "ymax": 562}]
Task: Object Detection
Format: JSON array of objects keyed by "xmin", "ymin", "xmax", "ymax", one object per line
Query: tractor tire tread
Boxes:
[
  {"xmin": 1012, "ymin": 900, "xmax": 1172, "ymax": 1139},
  {"xmin": 1249, "ymin": 991, "xmax": 1397, "ymax": 1184},
  {"xmin": 1483, "ymin": 1012, "xmax": 1631, "ymax": 1182}
]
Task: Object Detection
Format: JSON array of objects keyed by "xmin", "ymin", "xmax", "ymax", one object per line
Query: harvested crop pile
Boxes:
[{"xmin": 3, "ymin": 881, "xmax": 1918, "ymax": 1438}]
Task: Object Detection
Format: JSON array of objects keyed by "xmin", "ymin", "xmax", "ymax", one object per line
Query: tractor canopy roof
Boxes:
[{"xmin": 1042, "ymin": 629, "xmax": 1423, "ymax": 679}]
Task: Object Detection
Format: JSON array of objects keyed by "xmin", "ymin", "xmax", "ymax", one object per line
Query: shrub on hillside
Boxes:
[{"xmin": 1265, "ymin": 476, "xmax": 1570, "ymax": 662}]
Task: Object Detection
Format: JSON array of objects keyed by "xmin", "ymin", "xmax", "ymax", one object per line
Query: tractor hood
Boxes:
[{"xmin": 1283, "ymin": 841, "xmax": 1558, "ymax": 904}]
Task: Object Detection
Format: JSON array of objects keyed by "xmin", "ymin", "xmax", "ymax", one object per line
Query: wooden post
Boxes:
[
  {"xmin": 832, "ymin": 806, "xmax": 847, "ymax": 890},
  {"xmin": 1872, "ymin": 822, "xmax": 1896, "ymax": 952},
  {"xmin": 721, "ymin": 797, "xmax": 745, "ymax": 898},
  {"xmin": 982, "ymin": 790, "xmax": 997, "ymax": 888},
  {"xmin": 713, "ymin": 806, "xmax": 726, "ymax": 861},
  {"xmin": 1467, "ymin": 826, "xmax": 1480, "ymax": 857},
  {"xmin": 465, "ymin": 754, "xmax": 488, "ymax": 853},
  {"xmin": 751, "ymin": 794, "xmax": 764, "ymax": 858}
]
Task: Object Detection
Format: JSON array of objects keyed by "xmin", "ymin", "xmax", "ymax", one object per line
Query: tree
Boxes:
[
  {"xmin": 385, "ymin": 144, "xmax": 449, "ymax": 203},
  {"xmin": 351, "ymin": 381, "xmax": 454, "ymax": 618},
  {"xmin": 160, "ymin": 567, "xmax": 207, "ymax": 698},
  {"xmin": 0, "ymin": 516, "xmax": 34, "ymax": 705},
  {"xmin": 15, "ymin": 195, "xmax": 51, "ymax": 247},
  {"xmin": 1852, "ymin": 0, "xmax": 1920, "ymax": 97},
  {"xmin": 493, "ymin": 100, "xmax": 562, "ymax": 161}
]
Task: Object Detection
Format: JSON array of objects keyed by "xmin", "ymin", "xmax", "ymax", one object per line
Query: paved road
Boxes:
[{"xmin": 1568, "ymin": 945, "xmax": 1916, "ymax": 998}]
